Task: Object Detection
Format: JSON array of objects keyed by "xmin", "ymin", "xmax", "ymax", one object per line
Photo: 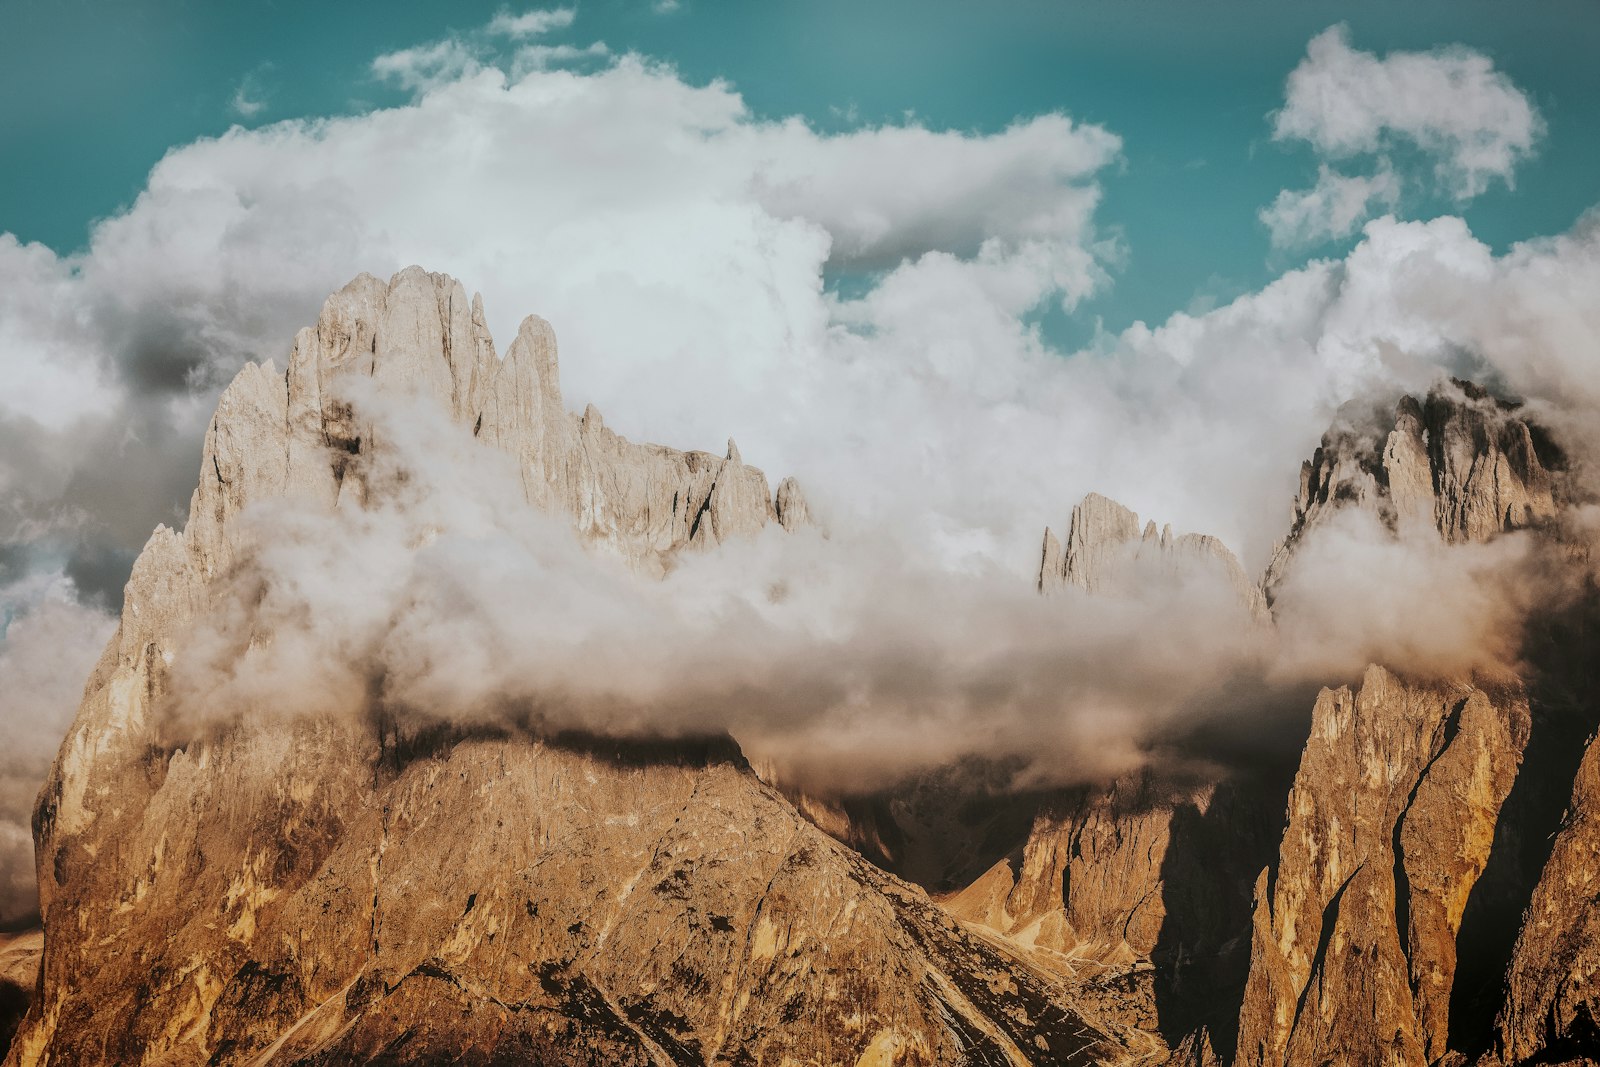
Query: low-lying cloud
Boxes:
[
  {"xmin": 0, "ymin": 581, "xmax": 116, "ymax": 926},
  {"xmin": 158, "ymin": 361, "xmax": 1579, "ymax": 800}
]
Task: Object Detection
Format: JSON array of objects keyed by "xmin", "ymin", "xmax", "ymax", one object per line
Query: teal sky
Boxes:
[{"xmin": 5, "ymin": 0, "xmax": 1599, "ymax": 343}]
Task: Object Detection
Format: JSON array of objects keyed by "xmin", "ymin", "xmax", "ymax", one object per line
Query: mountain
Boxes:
[
  {"xmin": 7, "ymin": 270, "xmax": 1600, "ymax": 1067},
  {"xmin": 5, "ymin": 269, "xmax": 1126, "ymax": 1066}
]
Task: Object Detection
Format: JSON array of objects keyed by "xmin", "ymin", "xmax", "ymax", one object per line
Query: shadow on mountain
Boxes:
[
  {"xmin": 1150, "ymin": 769, "xmax": 1295, "ymax": 1062},
  {"xmin": 1447, "ymin": 584, "xmax": 1600, "ymax": 1060}
]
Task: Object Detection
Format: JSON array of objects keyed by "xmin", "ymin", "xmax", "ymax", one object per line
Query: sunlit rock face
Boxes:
[
  {"xmin": 7, "ymin": 269, "xmax": 1124, "ymax": 1067},
  {"xmin": 1232, "ymin": 667, "xmax": 1531, "ymax": 1067}
]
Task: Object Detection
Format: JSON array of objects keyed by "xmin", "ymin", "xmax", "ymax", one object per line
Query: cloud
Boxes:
[
  {"xmin": 371, "ymin": 38, "xmax": 483, "ymax": 92},
  {"xmin": 163, "ymin": 377, "xmax": 1276, "ymax": 793},
  {"xmin": 1274, "ymin": 25, "xmax": 1542, "ymax": 199},
  {"xmin": 511, "ymin": 41, "xmax": 610, "ymax": 75},
  {"xmin": 1269, "ymin": 507, "xmax": 1540, "ymax": 682},
  {"xmin": 0, "ymin": 37, "xmax": 1123, "ymax": 616},
  {"xmin": 487, "ymin": 7, "xmax": 577, "ymax": 39},
  {"xmin": 229, "ymin": 66, "xmax": 272, "ymax": 119},
  {"xmin": 1262, "ymin": 25, "xmax": 1543, "ymax": 248},
  {"xmin": 0, "ymin": 577, "xmax": 116, "ymax": 926},
  {"xmin": 1260, "ymin": 162, "xmax": 1400, "ymax": 249}
]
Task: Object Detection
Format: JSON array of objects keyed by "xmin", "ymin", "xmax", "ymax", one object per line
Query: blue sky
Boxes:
[{"xmin": 5, "ymin": 0, "xmax": 1598, "ymax": 343}]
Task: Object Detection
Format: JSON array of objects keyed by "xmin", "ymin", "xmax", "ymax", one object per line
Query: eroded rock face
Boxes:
[
  {"xmin": 1495, "ymin": 727, "xmax": 1600, "ymax": 1065},
  {"xmin": 1265, "ymin": 381, "xmax": 1560, "ymax": 594},
  {"xmin": 1232, "ymin": 667, "xmax": 1530, "ymax": 1067},
  {"xmin": 1039, "ymin": 493, "xmax": 1268, "ymax": 620},
  {"xmin": 9, "ymin": 269, "xmax": 1125, "ymax": 1066}
]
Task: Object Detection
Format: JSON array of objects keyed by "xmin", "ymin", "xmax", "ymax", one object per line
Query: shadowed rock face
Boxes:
[
  {"xmin": 1495, "ymin": 701, "xmax": 1600, "ymax": 1066},
  {"xmin": 7, "ymin": 269, "xmax": 1120, "ymax": 1067},
  {"xmin": 0, "ymin": 932, "xmax": 39, "ymax": 1060}
]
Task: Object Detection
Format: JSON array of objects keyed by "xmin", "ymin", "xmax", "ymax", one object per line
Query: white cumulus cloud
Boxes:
[{"xmin": 1274, "ymin": 24, "xmax": 1542, "ymax": 199}]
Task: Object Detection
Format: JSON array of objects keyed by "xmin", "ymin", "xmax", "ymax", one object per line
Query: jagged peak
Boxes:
[
  {"xmin": 775, "ymin": 476, "xmax": 812, "ymax": 533},
  {"xmin": 1265, "ymin": 377, "xmax": 1562, "ymax": 597},
  {"xmin": 1038, "ymin": 491, "xmax": 1267, "ymax": 618},
  {"xmin": 180, "ymin": 268, "xmax": 811, "ymax": 585}
]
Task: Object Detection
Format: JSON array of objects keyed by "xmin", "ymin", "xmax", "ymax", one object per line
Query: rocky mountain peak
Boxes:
[
  {"xmin": 1038, "ymin": 491, "xmax": 1268, "ymax": 619},
  {"xmin": 1266, "ymin": 379, "xmax": 1561, "ymax": 593},
  {"xmin": 9, "ymin": 269, "xmax": 1128, "ymax": 1067}
]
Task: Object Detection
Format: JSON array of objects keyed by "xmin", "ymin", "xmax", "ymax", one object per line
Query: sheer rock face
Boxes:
[
  {"xmin": 946, "ymin": 774, "xmax": 1207, "ymax": 969},
  {"xmin": 941, "ymin": 773, "xmax": 1277, "ymax": 1064},
  {"xmin": 9, "ymin": 269, "xmax": 1127, "ymax": 1067},
  {"xmin": 1265, "ymin": 381, "xmax": 1559, "ymax": 594},
  {"xmin": 0, "ymin": 932, "xmax": 39, "ymax": 1060},
  {"xmin": 1232, "ymin": 667, "xmax": 1530, "ymax": 1067},
  {"xmin": 1038, "ymin": 493, "xmax": 1268, "ymax": 621},
  {"xmin": 1496, "ymin": 729, "xmax": 1600, "ymax": 1064}
]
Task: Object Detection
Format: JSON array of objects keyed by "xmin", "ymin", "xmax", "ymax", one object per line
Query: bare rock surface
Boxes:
[
  {"xmin": 8, "ymin": 269, "xmax": 1117, "ymax": 1066},
  {"xmin": 1232, "ymin": 667, "xmax": 1530, "ymax": 1067},
  {"xmin": 1265, "ymin": 381, "xmax": 1559, "ymax": 594},
  {"xmin": 940, "ymin": 773, "xmax": 1278, "ymax": 1067},
  {"xmin": 1039, "ymin": 494, "xmax": 1268, "ymax": 620},
  {"xmin": 1494, "ymin": 726, "xmax": 1600, "ymax": 1065},
  {"xmin": 0, "ymin": 932, "xmax": 38, "ymax": 1059}
]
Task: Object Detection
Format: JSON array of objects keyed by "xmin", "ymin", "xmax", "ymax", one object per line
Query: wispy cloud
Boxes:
[
  {"xmin": 487, "ymin": 7, "xmax": 576, "ymax": 39},
  {"xmin": 229, "ymin": 65, "xmax": 273, "ymax": 119},
  {"xmin": 371, "ymin": 38, "xmax": 482, "ymax": 92},
  {"xmin": 1260, "ymin": 161, "xmax": 1401, "ymax": 249}
]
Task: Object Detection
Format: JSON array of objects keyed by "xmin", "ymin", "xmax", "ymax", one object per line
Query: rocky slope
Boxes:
[{"xmin": 7, "ymin": 269, "xmax": 1126, "ymax": 1066}]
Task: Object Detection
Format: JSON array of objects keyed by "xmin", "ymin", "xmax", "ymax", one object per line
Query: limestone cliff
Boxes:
[
  {"xmin": 8, "ymin": 269, "xmax": 1121, "ymax": 1067},
  {"xmin": 1039, "ymin": 494, "xmax": 1268, "ymax": 620},
  {"xmin": 1232, "ymin": 668, "xmax": 1530, "ymax": 1067},
  {"xmin": 1265, "ymin": 380, "xmax": 1559, "ymax": 595}
]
